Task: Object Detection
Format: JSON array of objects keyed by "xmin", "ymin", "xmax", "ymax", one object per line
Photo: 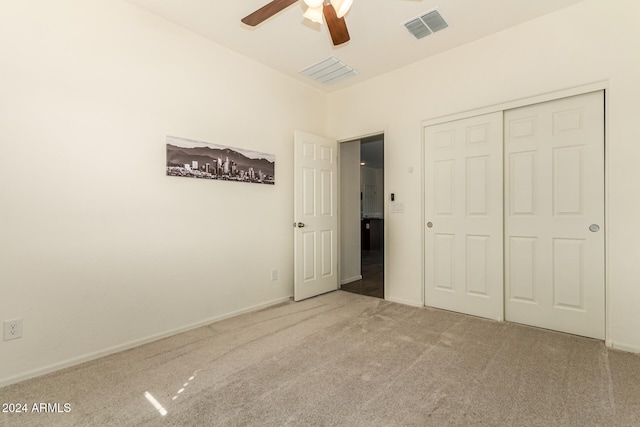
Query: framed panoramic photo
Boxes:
[{"xmin": 166, "ymin": 136, "xmax": 275, "ymax": 185}]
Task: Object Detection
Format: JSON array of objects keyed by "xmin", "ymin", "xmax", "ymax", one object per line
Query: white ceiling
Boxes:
[{"xmin": 125, "ymin": 0, "xmax": 584, "ymax": 93}]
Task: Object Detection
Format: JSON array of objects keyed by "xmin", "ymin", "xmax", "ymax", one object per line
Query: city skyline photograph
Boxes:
[{"xmin": 166, "ymin": 135, "xmax": 275, "ymax": 185}]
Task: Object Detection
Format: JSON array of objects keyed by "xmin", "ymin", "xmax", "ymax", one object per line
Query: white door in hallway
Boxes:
[
  {"xmin": 293, "ymin": 131, "xmax": 338, "ymax": 301},
  {"xmin": 504, "ymin": 91, "xmax": 605, "ymax": 339},
  {"xmin": 424, "ymin": 112, "xmax": 504, "ymax": 321}
]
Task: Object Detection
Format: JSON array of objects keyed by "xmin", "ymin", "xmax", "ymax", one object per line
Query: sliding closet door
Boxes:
[
  {"xmin": 504, "ymin": 91, "xmax": 605, "ymax": 339},
  {"xmin": 424, "ymin": 112, "xmax": 504, "ymax": 321}
]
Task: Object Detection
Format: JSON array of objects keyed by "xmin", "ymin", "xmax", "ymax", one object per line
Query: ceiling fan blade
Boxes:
[
  {"xmin": 323, "ymin": 3, "xmax": 350, "ymax": 46},
  {"xmin": 241, "ymin": 0, "xmax": 299, "ymax": 26}
]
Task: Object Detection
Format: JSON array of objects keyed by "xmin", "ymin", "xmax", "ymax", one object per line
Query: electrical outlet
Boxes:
[
  {"xmin": 4, "ymin": 318, "xmax": 23, "ymax": 341},
  {"xmin": 271, "ymin": 269, "xmax": 278, "ymax": 281}
]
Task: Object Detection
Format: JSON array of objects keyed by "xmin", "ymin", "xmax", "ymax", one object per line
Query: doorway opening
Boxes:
[{"xmin": 340, "ymin": 134, "xmax": 384, "ymax": 299}]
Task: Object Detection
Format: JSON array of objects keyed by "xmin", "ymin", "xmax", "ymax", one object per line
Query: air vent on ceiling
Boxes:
[
  {"xmin": 404, "ymin": 10, "xmax": 448, "ymax": 40},
  {"xmin": 300, "ymin": 56, "xmax": 358, "ymax": 85}
]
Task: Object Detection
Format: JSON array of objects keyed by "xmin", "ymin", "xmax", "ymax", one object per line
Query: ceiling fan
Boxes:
[{"xmin": 241, "ymin": 0, "xmax": 353, "ymax": 46}]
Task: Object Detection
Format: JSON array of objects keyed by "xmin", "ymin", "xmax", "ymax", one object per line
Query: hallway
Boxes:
[{"xmin": 341, "ymin": 249, "xmax": 383, "ymax": 299}]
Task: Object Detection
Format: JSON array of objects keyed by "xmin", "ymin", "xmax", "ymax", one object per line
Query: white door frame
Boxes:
[{"xmin": 421, "ymin": 81, "xmax": 610, "ymax": 341}]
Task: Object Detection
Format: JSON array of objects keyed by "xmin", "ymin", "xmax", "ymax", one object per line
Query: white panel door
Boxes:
[
  {"xmin": 504, "ymin": 91, "xmax": 605, "ymax": 339},
  {"xmin": 294, "ymin": 131, "xmax": 338, "ymax": 301},
  {"xmin": 424, "ymin": 112, "xmax": 504, "ymax": 321}
]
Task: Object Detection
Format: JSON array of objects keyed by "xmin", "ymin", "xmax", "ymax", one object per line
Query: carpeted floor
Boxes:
[{"xmin": 2, "ymin": 291, "xmax": 640, "ymax": 426}]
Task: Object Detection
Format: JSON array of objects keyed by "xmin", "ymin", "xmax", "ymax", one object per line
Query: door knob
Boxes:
[
  {"xmin": 589, "ymin": 224, "xmax": 600, "ymax": 232},
  {"xmin": 297, "ymin": 222, "xmax": 305, "ymax": 228},
  {"xmin": 427, "ymin": 222, "xmax": 433, "ymax": 228}
]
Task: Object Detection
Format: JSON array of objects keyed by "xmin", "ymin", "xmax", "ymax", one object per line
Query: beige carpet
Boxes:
[{"xmin": 2, "ymin": 290, "xmax": 640, "ymax": 426}]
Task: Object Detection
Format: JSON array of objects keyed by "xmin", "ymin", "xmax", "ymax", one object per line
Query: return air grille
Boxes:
[
  {"xmin": 300, "ymin": 56, "xmax": 358, "ymax": 85},
  {"xmin": 404, "ymin": 10, "xmax": 448, "ymax": 40}
]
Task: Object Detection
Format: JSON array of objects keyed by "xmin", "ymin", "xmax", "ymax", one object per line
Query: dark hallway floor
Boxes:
[{"xmin": 341, "ymin": 249, "xmax": 384, "ymax": 299}]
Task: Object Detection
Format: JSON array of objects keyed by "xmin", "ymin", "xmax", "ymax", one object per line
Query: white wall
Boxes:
[
  {"xmin": 339, "ymin": 141, "xmax": 361, "ymax": 284},
  {"xmin": 0, "ymin": 0, "xmax": 327, "ymax": 386},
  {"xmin": 328, "ymin": 0, "xmax": 640, "ymax": 349}
]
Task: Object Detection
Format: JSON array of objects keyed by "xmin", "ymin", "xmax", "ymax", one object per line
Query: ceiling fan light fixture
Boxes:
[
  {"xmin": 330, "ymin": 0, "xmax": 353, "ymax": 18},
  {"xmin": 303, "ymin": 0, "xmax": 324, "ymax": 7},
  {"xmin": 303, "ymin": 5, "xmax": 324, "ymax": 24}
]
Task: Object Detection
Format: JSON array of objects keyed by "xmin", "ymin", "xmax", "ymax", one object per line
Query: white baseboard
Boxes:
[
  {"xmin": 0, "ymin": 295, "xmax": 293, "ymax": 388},
  {"xmin": 387, "ymin": 296, "xmax": 424, "ymax": 308},
  {"xmin": 607, "ymin": 340, "xmax": 640, "ymax": 354},
  {"xmin": 340, "ymin": 275, "xmax": 362, "ymax": 285}
]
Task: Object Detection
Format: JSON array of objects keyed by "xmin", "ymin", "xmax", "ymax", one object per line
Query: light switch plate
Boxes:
[{"xmin": 391, "ymin": 202, "xmax": 405, "ymax": 213}]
